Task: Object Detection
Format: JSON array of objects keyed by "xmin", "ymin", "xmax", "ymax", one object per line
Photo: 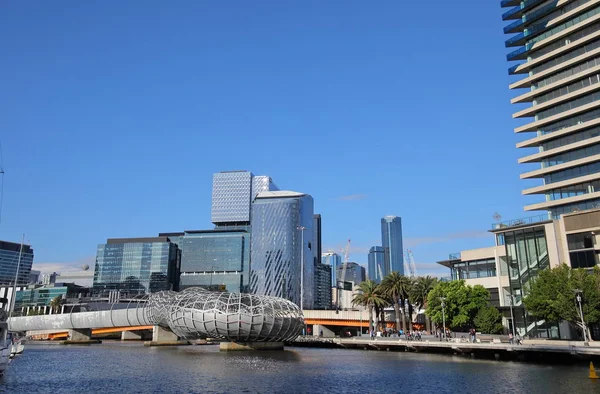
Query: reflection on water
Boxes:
[{"xmin": 0, "ymin": 341, "xmax": 597, "ymax": 393}]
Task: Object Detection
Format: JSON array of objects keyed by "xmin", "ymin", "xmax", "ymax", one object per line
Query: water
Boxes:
[{"xmin": 0, "ymin": 342, "xmax": 596, "ymax": 393}]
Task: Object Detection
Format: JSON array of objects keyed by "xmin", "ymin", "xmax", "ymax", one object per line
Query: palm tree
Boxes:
[
  {"xmin": 50, "ymin": 295, "xmax": 64, "ymax": 314},
  {"xmin": 411, "ymin": 276, "xmax": 438, "ymax": 334},
  {"xmin": 352, "ymin": 280, "xmax": 386, "ymax": 333},
  {"xmin": 380, "ymin": 272, "xmax": 412, "ymax": 332}
]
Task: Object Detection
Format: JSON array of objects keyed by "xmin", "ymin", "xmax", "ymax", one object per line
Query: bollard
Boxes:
[{"xmin": 590, "ymin": 362, "xmax": 599, "ymax": 379}]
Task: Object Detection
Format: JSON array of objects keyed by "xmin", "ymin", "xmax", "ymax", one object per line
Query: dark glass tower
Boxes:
[{"xmin": 381, "ymin": 216, "xmax": 404, "ymax": 275}]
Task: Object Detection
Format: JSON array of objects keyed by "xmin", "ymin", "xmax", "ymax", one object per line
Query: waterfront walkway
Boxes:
[{"xmin": 291, "ymin": 336, "xmax": 600, "ymax": 360}]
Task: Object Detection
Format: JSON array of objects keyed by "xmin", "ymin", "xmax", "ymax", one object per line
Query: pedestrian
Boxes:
[
  {"xmin": 508, "ymin": 332, "xmax": 514, "ymax": 345},
  {"xmin": 320, "ymin": 330, "xmax": 323, "ymax": 338},
  {"xmin": 516, "ymin": 333, "xmax": 522, "ymax": 345}
]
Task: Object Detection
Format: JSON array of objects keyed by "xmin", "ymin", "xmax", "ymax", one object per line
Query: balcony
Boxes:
[
  {"xmin": 507, "ymin": 44, "xmax": 532, "ymax": 61},
  {"xmin": 504, "ymin": 18, "xmax": 525, "ymax": 34},
  {"xmin": 501, "ymin": 0, "xmax": 522, "ymax": 7},
  {"xmin": 505, "ymin": 23, "xmax": 547, "ymax": 47},
  {"xmin": 491, "ymin": 214, "xmax": 550, "ymax": 230},
  {"xmin": 508, "ymin": 63, "xmax": 528, "ymax": 75},
  {"xmin": 502, "ymin": 0, "xmax": 548, "ymax": 21}
]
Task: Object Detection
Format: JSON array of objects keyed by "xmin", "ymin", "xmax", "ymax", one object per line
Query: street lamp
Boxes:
[
  {"xmin": 574, "ymin": 289, "xmax": 588, "ymax": 343},
  {"xmin": 297, "ymin": 226, "xmax": 306, "ymax": 311},
  {"xmin": 440, "ymin": 297, "xmax": 446, "ymax": 341}
]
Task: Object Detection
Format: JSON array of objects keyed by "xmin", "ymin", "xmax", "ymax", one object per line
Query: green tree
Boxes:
[
  {"xmin": 380, "ymin": 272, "xmax": 411, "ymax": 332},
  {"xmin": 524, "ymin": 264, "xmax": 600, "ymax": 339},
  {"xmin": 410, "ymin": 276, "xmax": 439, "ymax": 333},
  {"xmin": 474, "ymin": 305, "xmax": 504, "ymax": 334},
  {"xmin": 49, "ymin": 295, "xmax": 64, "ymax": 314},
  {"xmin": 352, "ymin": 280, "xmax": 387, "ymax": 332},
  {"xmin": 426, "ymin": 280, "xmax": 490, "ymax": 331}
]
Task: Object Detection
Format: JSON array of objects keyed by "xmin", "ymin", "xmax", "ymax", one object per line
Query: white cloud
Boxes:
[
  {"xmin": 404, "ymin": 230, "xmax": 491, "ymax": 248},
  {"xmin": 33, "ymin": 256, "xmax": 95, "ymax": 275}
]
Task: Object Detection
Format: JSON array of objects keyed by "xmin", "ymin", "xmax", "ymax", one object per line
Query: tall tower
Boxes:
[
  {"xmin": 381, "ymin": 216, "xmax": 404, "ymax": 275},
  {"xmin": 368, "ymin": 246, "xmax": 385, "ymax": 283},
  {"xmin": 502, "ymin": 0, "xmax": 600, "ymax": 217},
  {"xmin": 321, "ymin": 252, "xmax": 342, "ymax": 287}
]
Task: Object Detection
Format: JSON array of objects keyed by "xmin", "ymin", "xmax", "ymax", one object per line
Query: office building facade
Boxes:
[
  {"xmin": 336, "ymin": 262, "xmax": 366, "ymax": 286},
  {"xmin": 502, "ymin": 0, "xmax": 600, "ymax": 217},
  {"xmin": 381, "ymin": 216, "xmax": 404, "ymax": 275},
  {"xmin": 174, "ymin": 229, "xmax": 251, "ymax": 293},
  {"xmin": 0, "ymin": 240, "xmax": 34, "ymax": 286},
  {"xmin": 322, "ymin": 252, "xmax": 342, "ymax": 287},
  {"xmin": 211, "ymin": 171, "xmax": 278, "ymax": 225},
  {"xmin": 250, "ymin": 191, "xmax": 315, "ymax": 309},
  {"xmin": 313, "ymin": 214, "xmax": 322, "ymax": 267},
  {"xmin": 368, "ymin": 246, "xmax": 386, "ymax": 283},
  {"xmin": 314, "ymin": 262, "xmax": 332, "ymax": 309},
  {"xmin": 93, "ymin": 237, "xmax": 179, "ymax": 296}
]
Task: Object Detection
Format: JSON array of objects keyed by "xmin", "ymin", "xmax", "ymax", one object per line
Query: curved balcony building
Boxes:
[{"xmin": 503, "ymin": 0, "xmax": 600, "ymax": 217}]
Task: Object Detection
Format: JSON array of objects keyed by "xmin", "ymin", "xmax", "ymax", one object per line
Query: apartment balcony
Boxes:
[
  {"xmin": 501, "ymin": 0, "xmax": 522, "ymax": 8},
  {"xmin": 507, "ymin": 44, "xmax": 532, "ymax": 61},
  {"xmin": 502, "ymin": 0, "xmax": 549, "ymax": 21},
  {"xmin": 491, "ymin": 214, "xmax": 550, "ymax": 230}
]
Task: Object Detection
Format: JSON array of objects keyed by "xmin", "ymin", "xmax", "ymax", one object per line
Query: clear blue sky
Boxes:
[{"xmin": 0, "ymin": 1, "xmax": 537, "ymax": 276}]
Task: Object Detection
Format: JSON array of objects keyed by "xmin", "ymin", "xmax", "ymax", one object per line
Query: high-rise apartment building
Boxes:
[
  {"xmin": 250, "ymin": 190, "xmax": 315, "ymax": 309},
  {"xmin": 313, "ymin": 214, "xmax": 322, "ymax": 267},
  {"xmin": 0, "ymin": 240, "xmax": 34, "ymax": 286},
  {"xmin": 381, "ymin": 216, "xmax": 404, "ymax": 275},
  {"xmin": 321, "ymin": 252, "xmax": 342, "ymax": 287},
  {"xmin": 502, "ymin": 0, "xmax": 600, "ymax": 217},
  {"xmin": 368, "ymin": 246, "xmax": 386, "ymax": 283},
  {"xmin": 313, "ymin": 262, "xmax": 332, "ymax": 309},
  {"xmin": 93, "ymin": 237, "xmax": 179, "ymax": 296}
]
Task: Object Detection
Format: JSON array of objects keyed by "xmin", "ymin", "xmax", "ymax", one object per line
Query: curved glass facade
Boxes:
[
  {"xmin": 250, "ymin": 192, "xmax": 314, "ymax": 309},
  {"xmin": 381, "ymin": 216, "xmax": 404, "ymax": 275}
]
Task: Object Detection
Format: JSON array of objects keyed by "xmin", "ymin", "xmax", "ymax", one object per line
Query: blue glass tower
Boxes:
[
  {"xmin": 381, "ymin": 216, "xmax": 404, "ymax": 275},
  {"xmin": 321, "ymin": 252, "xmax": 342, "ymax": 287},
  {"xmin": 368, "ymin": 246, "xmax": 385, "ymax": 283},
  {"xmin": 0, "ymin": 240, "xmax": 34, "ymax": 286}
]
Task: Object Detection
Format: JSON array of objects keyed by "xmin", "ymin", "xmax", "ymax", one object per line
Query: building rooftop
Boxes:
[{"xmin": 255, "ymin": 190, "xmax": 307, "ymax": 199}]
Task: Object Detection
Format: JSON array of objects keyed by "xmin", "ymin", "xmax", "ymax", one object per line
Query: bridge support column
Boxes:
[
  {"xmin": 121, "ymin": 330, "xmax": 143, "ymax": 341},
  {"xmin": 144, "ymin": 325, "xmax": 190, "ymax": 347},
  {"xmin": 61, "ymin": 329, "xmax": 101, "ymax": 345},
  {"xmin": 312, "ymin": 325, "xmax": 335, "ymax": 338}
]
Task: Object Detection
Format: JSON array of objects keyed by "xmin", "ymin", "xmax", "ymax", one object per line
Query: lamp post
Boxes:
[
  {"xmin": 297, "ymin": 226, "xmax": 306, "ymax": 311},
  {"xmin": 440, "ymin": 297, "xmax": 446, "ymax": 342},
  {"xmin": 574, "ymin": 289, "xmax": 588, "ymax": 343}
]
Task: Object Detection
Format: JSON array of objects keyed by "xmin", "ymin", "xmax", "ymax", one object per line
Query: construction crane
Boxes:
[
  {"xmin": 337, "ymin": 239, "xmax": 351, "ymax": 310},
  {"xmin": 405, "ymin": 249, "xmax": 418, "ymax": 277}
]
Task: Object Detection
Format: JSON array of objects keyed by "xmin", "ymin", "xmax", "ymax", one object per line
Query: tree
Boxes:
[
  {"xmin": 352, "ymin": 280, "xmax": 387, "ymax": 332},
  {"xmin": 524, "ymin": 264, "xmax": 600, "ymax": 339},
  {"xmin": 411, "ymin": 276, "xmax": 438, "ymax": 333},
  {"xmin": 474, "ymin": 306, "xmax": 504, "ymax": 334},
  {"xmin": 426, "ymin": 280, "xmax": 490, "ymax": 332},
  {"xmin": 380, "ymin": 272, "xmax": 411, "ymax": 332},
  {"xmin": 50, "ymin": 295, "xmax": 64, "ymax": 314}
]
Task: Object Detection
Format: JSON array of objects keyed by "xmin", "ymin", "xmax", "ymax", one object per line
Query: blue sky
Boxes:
[{"xmin": 0, "ymin": 1, "xmax": 536, "ymax": 276}]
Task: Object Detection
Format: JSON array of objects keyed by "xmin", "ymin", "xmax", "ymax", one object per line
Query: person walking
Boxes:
[
  {"xmin": 516, "ymin": 333, "xmax": 522, "ymax": 345},
  {"xmin": 508, "ymin": 332, "xmax": 514, "ymax": 345}
]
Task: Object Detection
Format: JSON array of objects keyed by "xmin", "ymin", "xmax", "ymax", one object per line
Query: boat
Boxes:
[
  {"xmin": 10, "ymin": 337, "xmax": 24, "ymax": 357},
  {"xmin": 0, "ymin": 308, "xmax": 12, "ymax": 372}
]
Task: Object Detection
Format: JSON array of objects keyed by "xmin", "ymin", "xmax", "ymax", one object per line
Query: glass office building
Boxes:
[
  {"xmin": 336, "ymin": 262, "xmax": 366, "ymax": 286},
  {"xmin": 368, "ymin": 246, "xmax": 386, "ymax": 283},
  {"xmin": 0, "ymin": 240, "xmax": 34, "ymax": 286},
  {"xmin": 381, "ymin": 216, "xmax": 404, "ymax": 275},
  {"xmin": 178, "ymin": 230, "xmax": 250, "ymax": 293},
  {"xmin": 211, "ymin": 171, "xmax": 278, "ymax": 225},
  {"xmin": 502, "ymin": 0, "xmax": 600, "ymax": 217},
  {"xmin": 93, "ymin": 237, "xmax": 179, "ymax": 296},
  {"xmin": 250, "ymin": 191, "xmax": 315, "ymax": 309},
  {"xmin": 322, "ymin": 252, "xmax": 342, "ymax": 287}
]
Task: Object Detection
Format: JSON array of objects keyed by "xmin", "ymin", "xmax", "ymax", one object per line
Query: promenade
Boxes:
[{"xmin": 290, "ymin": 336, "xmax": 600, "ymax": 362}]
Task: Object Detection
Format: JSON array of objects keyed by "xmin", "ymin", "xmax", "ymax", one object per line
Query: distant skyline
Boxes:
[{"xmin": 1, "ymin": 1, "xmax": 527, "ymax": 277}]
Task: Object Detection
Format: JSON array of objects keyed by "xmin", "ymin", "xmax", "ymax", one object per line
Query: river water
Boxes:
[{"xmin": 0, "ymin": 342, "xmax": 596, "ymax": 393}]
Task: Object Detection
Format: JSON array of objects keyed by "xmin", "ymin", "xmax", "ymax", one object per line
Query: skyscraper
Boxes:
[
  {"xmin": 211, "ymin": 171, "xmax": 278, "ymax": 226},
  {"xmin": 313, "ymin": 262, "xmax": 332, "ymax": 309},
  {"xmin": 502, "ymin": 1, "xmax": 600, "ymax": 217},
  {"xmin": 368, "ymin": 246, "xmax": 386, "ymax": 283},
  {"xmin": 336, "ymin": 262, "xmax": 366, "ymax": 286},
  {"xmin": 0, "ymin": 240, "xmax": 34, "ymax": 286},
  {"xmin": 250, "ymin": 190, "xmax": 315, "ymax": 309},
  {"xmin": 313, "ymin": 214, "xmax": 322, "ymax": 267},
  {"xmin": 381, "ymin": 216, "xmax": 404, "ymax": 275},
  {"xmin": 321, "ymin": 252, "xmax": 342, "ymax": 287}
]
